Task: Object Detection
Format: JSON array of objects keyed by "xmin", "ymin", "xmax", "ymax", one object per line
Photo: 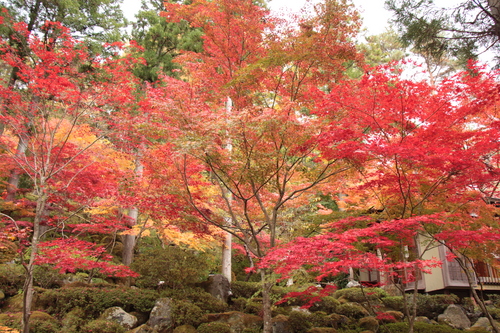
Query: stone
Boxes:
[
  {"xmin": 205, "ymin": 274, "xmax": 232, "ymax": 303},
  {"xmin": 147, "ymin": 298, "xmax": 173, "ymax": 333},
  {"xmin": 437, "ymin": 304, "xmax": 471, "ymax": 330},
  {"xmin": 102, "ymin": 306, "xmax": 138, "ymax": 329},
  {"xmin": 471, "ymin": 317, "xmax": 500, "ymax": 332}
]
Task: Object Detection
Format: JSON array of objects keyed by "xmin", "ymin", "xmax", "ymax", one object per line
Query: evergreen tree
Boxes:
[
  {"xmin": 386, "ymin": 0, "xmax": 500, "ymax": 66},
  {"xmin": 130, "ymin": 0, "xmax": 203, "ymax": 82}
]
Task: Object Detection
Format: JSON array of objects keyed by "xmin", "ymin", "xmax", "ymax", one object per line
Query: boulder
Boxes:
[
  {"xmin": 471, "ymin": 317, "xmax": 500, "ymax": 332},
  {"xmin": 204, "ymin": 311, "xmax": 262, "ymax": 333},
  {"xmin": 205, "ymin": 274, "xmax": 232, "ymax": 303},
  {"xmin": 101, "ymin": 306, "xmax": 138, "ymax": 329},
  {"xmin": 147, "ymin": 298, "xmax": 173, "ymax": 333},
  {"xmin": 437, "ymin": 304, "xmax": 471, "ymax": 330}
]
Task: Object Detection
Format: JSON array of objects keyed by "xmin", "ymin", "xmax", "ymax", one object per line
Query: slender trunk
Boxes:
[
  {"xmin": 122, "ymin": 156, "xmax": 143, "ymax": 269},
  {"xmin": 260, "ymin": 269, "xmax": 273, "ymax": 333},
  {"xmin": 22, "ymin": 189, "xmax": 47, "ymax": 333},
  {"xmin": 221, "ymin": 96, "xmax": 233, "ymax": 282},
  {"xmin": 6, "ymin": 136, "xmax": 28, "ymax": 202},
  {"xmin": 454, "ymin": 256, "xmax": 500, "ymax": 333},
  {"xmin": 221, "ymin": 230, "xmax": 232, "ymax": 283}
]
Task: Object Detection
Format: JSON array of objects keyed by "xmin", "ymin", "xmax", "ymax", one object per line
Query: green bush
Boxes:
[
  {"xmin": 381, "ymin": 294, "xmax": 459, "ymax": 319},
  {"xmin": 0, "ymin": 311, "xmax": 60, "ymax": 333},
  {"xmin": 132, "ymin": 247, "xmax": 212, "ymax": 289},
  {"xmin": 359, "ymin": 316, "xmax": 379, "ymax": 332},
  {"xmin": 379, "ymin": 322, "xmax": 464, "ymax": 333},
  {"xmin": 197, "ymin": 322, "xmax": 231, "ymax": 333},
  {"xmin": 37, "ymin": 286, "xmax": 158, "ymax": 318},
  {"xmin": 172, "ymin": 300, "xmax": 204, "ymax": 327},
  {"xmin": 80, "ymin": 319, "xmax": 126, "ymax": 333},
  {"xmin": 60, "ymin": 307, "xmax": 86, "ymax": 333},
  {"xmin": 336, "ymin": 303, "xmax": 369, "ymax": 319},
  {"xmin": 309, "ymin": 311, "xmax": 332, "ymax": 327},
  {"xmin": 307, "ymin": 328, "xmax": 338, "ymax": 333},
  {"xmin": 0, "ymin": 264, "xmax": 25, "ymax": 296},
  {"xmin": 310, "ymin": 296, "xmax": 340, "ymax": 314},
  {"xmin": 288, "ymin": 311, "xmax": 313, "ymax": 333},
  {"xmin": 231, "ymin": 281, "xmax": 261, "ymax": 299},
  {"xmin": 486, "ymin": 306, "xmax": 500, "ymax": 319},
  {"xmin": 244, "ymin": 300, "xmax": 263, "ymax": 315},
  {"xmin": 161, "ymin": 287, "xmax": 227, "ymax": 313},
  {"xmin": 33, "ymin": 265, "xmax": 67, "ymax": 289},
  {"xmin": 333, "ymin": 287, "xmax": 387, "ymax": 303}
]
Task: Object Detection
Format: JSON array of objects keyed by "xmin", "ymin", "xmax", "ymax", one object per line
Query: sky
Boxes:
[{"xmin": 120, "ymin": 0, "xmax": 393, "ymax": 36}]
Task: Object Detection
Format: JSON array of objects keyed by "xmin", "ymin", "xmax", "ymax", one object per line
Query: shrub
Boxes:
[
  {"xmin": 172, "ymin": 300, "xmax": 204, "ymax": 327},
  {"xmin": 379, "ymin": 322, "xmax": 464, "ymax": 333},
  {"xmin": 486, "ymin": 306, "xmax": 500, "ymax": 319},
  {"xmin": 231, "ymin": 281, "xmax": 261, "ymax": 299},
  {"xmin": 381, "ymin": 294, "xmax": 459, "ymax": 319},
  {"xmin": 37, "ymin": 286, "xmax": 158, "ymax": 318},
  {"xmin": 0, "ymin": 264, "xmax": 25, "ymax": 296},
  {"xmin": 60, "ymin": 307, "xmax": 86, "ymax": 333},
  {"xmin": 359, "ymin": 316, "xmax": 379, "ymax": 332},
  {"xmin": 333, "ymin": 287, "xmax": 387, "ymax": 303},
  {"xmin": 381, "ymin": 296, "xmax": 405, "ymax": 312},
  {"xmin": 80, "ymin": 319, "xmax": 126, "ymax": 333},
  {"xmin": 307, "ymin": 329, "xmax": 337, "ymax": 333},
  {"xmin": 197, "ymin": 322, "xmax": 231, "ymax": 333},
  {"xmin": 161, "ymin": 287, "xmax": 227, "ymax": 313},
  {"xmin": 310, "ymin": 296, "xmax": 340, "ymax": 314},
  {"xmin": 336, "ymin": 303, "xmax": 369, "ymax": 319},
  {"xmin": 0, "ymin": 311, "xmax": 60, "ymax": 333},
  {"xmin": 244, "ymin": 300, "xmax": 263, "ymax": 315},
  {"xmin": 309, "ymin": 311, "xmax": 331, "ymax": 327},
  {"xmin": 288, "ymin": 311, "xmax": 312, "ymax": 333},
  {"xmin": 132, "ymin": 247, "xmax": 212, "ymax": 289},
  {"xmin": 33, "ymin": 265, "xmax": 66, "ymax": 289}
]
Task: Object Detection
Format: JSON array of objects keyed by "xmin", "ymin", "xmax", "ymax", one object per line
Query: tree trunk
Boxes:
[
  {"xmin": 221, "ymin": 230, "xmax": 232, "ymax": 283},
  {"xmin": 260, "ymin": 270, "xmax": 273, "ymax": 333},
  {"xmin": 22, "ymin": 190, "xmax": 47, "ymax": 333},
  {"xmin": 122, "ymin": 156, "xmax": 143, "ymax": 268},
  {"xmin": 454, "ymin": 255, "xmax": 500, "ymax": 333}
]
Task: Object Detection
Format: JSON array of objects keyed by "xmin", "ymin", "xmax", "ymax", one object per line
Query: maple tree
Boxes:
[
  {"xmin": 0, "ymin": 20, "xmax": 141, "ymax": 332},
  {"xmin": 261, "ymin": 62, "xmax": 500, "ymax": 332},
  {"xmin": 151, "ymin": 0, "xmax": 362, "ymax": 331}
]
